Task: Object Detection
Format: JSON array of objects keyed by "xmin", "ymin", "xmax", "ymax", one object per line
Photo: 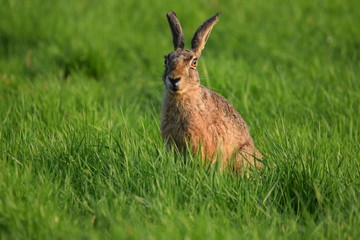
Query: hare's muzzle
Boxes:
[{"xmin": 167, "ymin": 76, "xmax": 181, "ymax": 91}]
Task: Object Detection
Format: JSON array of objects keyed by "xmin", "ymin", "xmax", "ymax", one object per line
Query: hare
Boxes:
[{"xmin": 161, "ymin": 11, "xmax": 262, "ymax": 171}]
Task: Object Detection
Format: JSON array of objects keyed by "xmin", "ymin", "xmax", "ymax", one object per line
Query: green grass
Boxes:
[{"xmin": 1, "ymin": 0, "xmax": 359, "ymax": 239}]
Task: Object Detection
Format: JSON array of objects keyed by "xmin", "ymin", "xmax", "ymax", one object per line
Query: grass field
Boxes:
[{"xmin": 1, "ymin": 0, "xmax": 359, "ymax": 239}]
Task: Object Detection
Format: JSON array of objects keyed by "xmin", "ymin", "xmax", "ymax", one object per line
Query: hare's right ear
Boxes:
[
  {"xmin": 191, "ymin": 12, "xmax": 221, "ymax": 57},
  {"xmin": 167, "ymin": 11, "xmax": 185, "ymax": 49}
]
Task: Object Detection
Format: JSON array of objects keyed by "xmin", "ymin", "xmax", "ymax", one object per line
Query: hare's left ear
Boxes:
[{"xmin": 191, "ymin": 12, "xmax": 221, "ymax": 57}]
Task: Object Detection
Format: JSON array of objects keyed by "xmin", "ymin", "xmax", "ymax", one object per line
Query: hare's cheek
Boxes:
[{"xmin": 165, "ymin": 78, "xmax": 172, "ymax": 88}]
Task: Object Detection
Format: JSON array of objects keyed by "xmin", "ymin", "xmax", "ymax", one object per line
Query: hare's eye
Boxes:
[{"xmin": 191, "ymin": 58, "xmax": 198, "ymax": 67}]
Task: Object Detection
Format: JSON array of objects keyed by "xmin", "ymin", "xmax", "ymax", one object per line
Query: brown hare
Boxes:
[{"xmin": 161, "ymin": 11, "xmax": 262, "ymax": 171}]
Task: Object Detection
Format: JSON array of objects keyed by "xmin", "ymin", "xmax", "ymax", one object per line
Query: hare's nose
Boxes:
[{"xmin": 168, "ymin": 77, "xmax": 181, "ymax": 85}]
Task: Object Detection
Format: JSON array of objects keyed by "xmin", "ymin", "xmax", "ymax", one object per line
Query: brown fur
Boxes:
[{"xmin": 161, "ymin": 12, "xmax": 262, "ymax": 171}]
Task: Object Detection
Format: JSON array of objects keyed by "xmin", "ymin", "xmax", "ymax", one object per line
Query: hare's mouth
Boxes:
[
  {"xmin": 167, "ymin": 84, "xmax": 182, "ymax": 94},
  {"xmin": 169, "ymin": 84, "xmax": 179, "ymax": 92}
]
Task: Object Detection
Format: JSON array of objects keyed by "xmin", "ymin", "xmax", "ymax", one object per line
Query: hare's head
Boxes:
[{"xmin": 163, "ymin": 11, "xmax": 220, "ymax": 94}]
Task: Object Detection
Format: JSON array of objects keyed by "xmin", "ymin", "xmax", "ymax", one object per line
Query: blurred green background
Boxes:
[{"xmin": 1, "ymin": 0, "xmax": 359, "ymax": 239}]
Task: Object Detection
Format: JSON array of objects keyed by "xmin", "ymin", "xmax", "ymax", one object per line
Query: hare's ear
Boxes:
[
  {"xmin": 191, "ymin": 12, "xmax": 221, "ymax": 57},
  {"xmin": 167, "ymin": 11, "xmax": 185, "ymax": 49}
]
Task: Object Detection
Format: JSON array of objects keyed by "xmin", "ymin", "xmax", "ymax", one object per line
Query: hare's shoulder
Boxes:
[
  {"xmin": 200, "ymin": 86, "xmax": 241, "ymax": 112},
  {"xmin": 199, "ymin": 86, "xmax": 248, "ymax": 127}
]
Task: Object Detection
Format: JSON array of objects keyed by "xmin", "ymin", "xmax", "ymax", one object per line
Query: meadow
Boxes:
[{"xmin": 0, "ymin": 0, "xmax": 359, "ymax": 239}]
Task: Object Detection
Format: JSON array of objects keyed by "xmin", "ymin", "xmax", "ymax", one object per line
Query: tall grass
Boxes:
[{"xmin": 1, "ymin": 0, "xmax": 359, "ymax": 239}]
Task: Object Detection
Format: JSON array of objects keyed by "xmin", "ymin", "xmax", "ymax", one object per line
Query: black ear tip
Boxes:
[{"xmin": 167, "ymin": 11, "xmax": 177, "ymax": 17}]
